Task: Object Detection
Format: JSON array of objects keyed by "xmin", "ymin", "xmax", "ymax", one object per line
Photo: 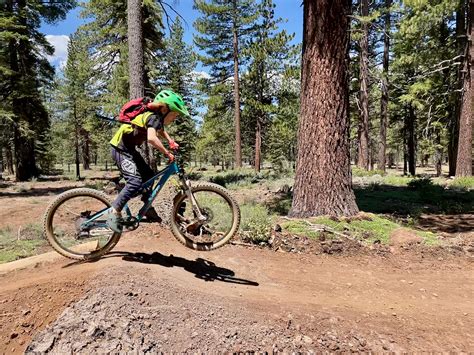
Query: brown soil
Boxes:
[
  {"xmin": 1, "ymin": 227, "xmax": 472, "ymax": 353},
  {"xmin": 1, "ymin": 176, "xmax": 473, "ymax": 352}
]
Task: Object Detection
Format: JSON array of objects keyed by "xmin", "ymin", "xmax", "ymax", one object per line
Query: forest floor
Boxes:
[{"xmin": 0, "ymin": 165, "xmax": 473, "ymax": 352}]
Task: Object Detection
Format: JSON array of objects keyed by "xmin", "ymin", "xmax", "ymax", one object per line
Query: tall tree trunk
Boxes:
[
  {"xmin": 378, "ymin": 0, "xmax": 391, "ymax": 172},
  {"xmin": 81, "ymin": 131, "xmax": 90, "ymax": 170},
  {"xmin": 290, "ymin": 0, "xmax": 359, "ymax": 217},
  {"xmin": 449, "ymin": 0, "xmax": 467, "ymax": 176},
  {"xmin": 435, "ymin": 130, "xmax": 442, "ymax": 177},
  {"xmin": 456, "ymin": 0, "xmax": 473, "ymax": 176},
  {"xmin": 357, "ymin": 0, "xmax": 370, "ymax": 170},
  {"xmin": 74, "ymin": 104, "xmax": 81, "ymax": 180},
  {"xmin": 232, "ymin": 0, "xmax": 242, "ymax": 168},
  {"xmin": 128, "ymin": 0, "xmax": 151, "ymax": 165},
  {"xmin": 403, "ymin": 108, "xmax": 408, "ymax": 175},
  {"xmin": 5, "ymin": 145, "xmax": 14, "ymax": 175},
  {"xmin": 255, "ymin": 117, "xmax": 262, "ymax": 172},
  {"xmin": 407, "ymin": 106, "xmax": 416, "ymax": 176},
  {"xmin": 128, "ymin": 0, "xmax": 144, "ymax": 99},
  {"xmin": 10, "ymin": 0, "xmax": 37, "ymax": 181}
]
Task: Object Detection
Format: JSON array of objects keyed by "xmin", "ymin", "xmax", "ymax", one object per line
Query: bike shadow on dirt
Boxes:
[{"xmin": 65, "ymin": 251, "xmax": 259, "ymax": 287}]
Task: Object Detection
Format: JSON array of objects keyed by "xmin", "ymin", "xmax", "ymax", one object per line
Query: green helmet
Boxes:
[{"xmin": 154, "ymin": 89, "xmax": 190, "ymax": 117}]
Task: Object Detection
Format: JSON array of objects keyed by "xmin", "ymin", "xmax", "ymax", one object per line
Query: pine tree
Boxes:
[
  {"xmin": 267, "ymin": 66, "xmax": 300, "ymax": 173},
  {"xmin": 378, "ymin": 0, "xmax": 392, "ymax": 171},
  {"xmin": 62, "ymin": 33, "xmax": 99, "ymax": 178},
  {"xmin": 357, "ymin": 0, "xmax": 371, "ymax": 170},
  {"xmin": 242, "ymin": 0, "xmax": 299, "ymax": 172},
  {"xmin": 194, "ymin": 0, "xmax": 258, "ymax": 168},
  {"xmin": 196, "ymin": 81, "xmax": 235, "ymax": 169},
  {"xmin": 391, "ymin": 0, "xmax": 460, "ymax": 176},
  {"xmin": 0, "ymin": 0, "xmax": 75, "ymax": 181},
  {"xmin": 455, "ymin": 0, "xmax": 472, "ymax": 176},
  {"xmin": 154, "ymin": 18, "xmax": 197, "ymax": 162},
  {"xmin": 290, "ymin": 0, "xmax": 359, "ymax": 217},
  {"xmin": 78, "ymin": 0, "xmax": 164, "ymax": 114}
]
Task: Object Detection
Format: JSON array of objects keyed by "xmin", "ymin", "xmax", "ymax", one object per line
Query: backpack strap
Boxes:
[{"xmin": 130, "ymin": 111, "xmax": 154, "ymax": 128}]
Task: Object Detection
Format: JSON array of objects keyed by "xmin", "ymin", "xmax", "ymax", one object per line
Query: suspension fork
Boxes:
[{"xmin": 180, "ymin": 177, "xmax": 206, "ymax": 221}]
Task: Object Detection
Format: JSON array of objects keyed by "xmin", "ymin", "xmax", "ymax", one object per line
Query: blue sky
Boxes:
[{"xmin": 40, "ymin": 0, "xmax": 303, "ymax": 69}]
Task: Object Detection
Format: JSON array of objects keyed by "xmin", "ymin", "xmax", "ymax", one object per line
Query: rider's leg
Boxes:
[
  {"xmin": 130, "ymin": 151, "xmax": 162, "ymax": 222},
  {"xmin": 107, "ymin": 147, "xmax": 145, "ymax": 232}
]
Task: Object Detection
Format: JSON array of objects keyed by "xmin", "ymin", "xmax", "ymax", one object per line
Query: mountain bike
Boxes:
[{"xmin": 43, "ymin": 151, "xmax": 241, "ymax": 260}]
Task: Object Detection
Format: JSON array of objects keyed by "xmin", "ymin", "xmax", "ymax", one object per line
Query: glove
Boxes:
[
  {"xmin": 165, "ymin": 151, "xmax": 175, "ymax": 163},
  {"xmin": 168, "ymin": 140, "xmax": 179, "ymax": 150}
]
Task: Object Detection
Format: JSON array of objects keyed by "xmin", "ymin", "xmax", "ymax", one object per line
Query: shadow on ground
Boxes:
[
  {"xmin": 65, "ymin": 251, "xmax": 259, "ymax": 286},
  {"xmin": 266, "ymin": 185, "xmax": 474, "ymax": 219},
  {"xmin": 417, "ymin": 214, "xmax": 474, "ymax": 233},
  {"xmin": 0, "ymin": 186, "xmax": 79, "ymax": 198}
]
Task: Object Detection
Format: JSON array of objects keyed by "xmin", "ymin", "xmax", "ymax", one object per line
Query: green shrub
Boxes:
[
  {"xmin": 240, "ymin": 203, "xmax": 272, "ymax": 243},
  {"xmin": 408, "ymin": 177, "xmax": 444, "ymax": 203},
  {"xmin": 450, "ymin": 176, "xmax": 474, "ymax": 190},
  {"xmin": 352, "ymin": 167, "xmax": 385, "ymax": 177},
  {"xmin": 208, "ymin": 170, "xmax": 255, "ymax": 187},
  {"xmin": 408, "ymin": 176, "xmax": 434, "ymax": 189},
  {"xmin": 381, "ymin": 175, "xmax": 413, "ymax": 186}
]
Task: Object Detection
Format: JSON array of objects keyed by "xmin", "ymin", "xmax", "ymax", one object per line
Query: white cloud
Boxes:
[
  {"xmin": 45, "ymin": 35, "xmax": 69, "ymax": 68},
  {"xmin": 190, "ymin": 70, "xmax": 211, "ymax": 81}
]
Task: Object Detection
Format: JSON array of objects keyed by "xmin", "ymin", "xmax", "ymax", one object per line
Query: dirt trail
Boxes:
[{"xmin": 1, "ymin": 227, "xmax": 473, "ymax": 353}]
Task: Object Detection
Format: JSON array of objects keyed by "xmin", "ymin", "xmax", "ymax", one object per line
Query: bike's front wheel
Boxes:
[
  {"xmin": 43, "ymin": 188, "xmax": 121, "ymax": 260},
  {"xmin": 170, "ymin": 183, "xmax": 240, "ymax": 250}
]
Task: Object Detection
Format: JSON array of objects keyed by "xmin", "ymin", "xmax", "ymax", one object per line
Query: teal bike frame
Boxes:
[{"xmin": 81, "ymin": 161, "xmax": 181, "ymax": 230}]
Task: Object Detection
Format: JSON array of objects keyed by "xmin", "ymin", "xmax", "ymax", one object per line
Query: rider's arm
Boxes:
[
  {"xmin": 158, "ymin": 129, "xmax": 172, "ymax": 143},
  {"xmin": 147, "ymin": 127, "xmax": 173, "ymax": 160}
]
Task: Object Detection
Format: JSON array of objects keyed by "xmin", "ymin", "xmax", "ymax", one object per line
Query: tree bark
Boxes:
[
  {"xmin": 128, "ymin": 0, "xmax": 151, "ymax": 165},
  {"xmin": 435, "ymin": 130, "xmax": 442, "ymax": 177},
  {"xmin": 5, "ymin": 145, "xmax": 14, "ymax": 175},
  {"xmin": 357, "ymin": 0, "xmax": 370, "ymax": 170},
  {"xmin": 128, "ymin": 0, "xmax": 144, "ymax": 99},
  {"xmin": 74, "ymin": 104, "xmax": 81, "ymax": 180},
  {"xmin": 407, "ymin": 106, "xmax": 416, "ymax": 176},
  {"xmin": 10, "ymin": 0, "xmax": 37, "ymax": 181},
  {"xmin": 232, "ymin": 0, "xmax": 242, "ymax": 168},
  {"xmin": 290, "ymin": 0, "xmax": 359, "ymax": 217},
  {"xmin": 456, "ymin": 0, "xmax": 473, "ymax": 176},
  {"xmin": 449, "ymin": 1, "xmax": 467, "ymax": 175},
  {"xmin": 378, "ymin": 0, "xmax": 391, "ymax": 172},
  {"xmin": 81, "ymin": 130, "xmax": 90, "ymax": 170},
  {"xmin": 255, "ymin": 117, "xmax": 262, "ymax": 172}
]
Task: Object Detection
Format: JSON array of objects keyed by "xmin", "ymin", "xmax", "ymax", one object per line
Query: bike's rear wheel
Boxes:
[
  {"xmin": 43, "ymin": 188, "xmax": 121, "ymax": 260},
  {"xmin": 170, "ymin": 183, "xmax": 240, "ymax": 250}
]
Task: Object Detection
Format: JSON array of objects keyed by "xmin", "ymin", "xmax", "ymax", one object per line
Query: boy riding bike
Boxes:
[{"xmin": 107, "ymin": 89, "xmax": 190, "ymax": 233}]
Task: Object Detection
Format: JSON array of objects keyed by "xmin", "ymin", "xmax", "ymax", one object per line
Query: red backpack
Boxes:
[{"xmin": 118, "ymin": 97, "xmax": 151, "ymax": 124}]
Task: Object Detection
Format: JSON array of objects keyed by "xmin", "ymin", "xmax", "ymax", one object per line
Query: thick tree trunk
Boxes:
[
  {"xmin": 378, "ymin": 0, "xmax": 391, "ymax": 172},
  {"xmin": 14, "ymin": 135, "xmax": 36, "ymax": 181},
  {"xmin": 128, "ymin": 0, "xmax": 144, "ymax": 99},
  {"xmin": 407, "ymin": 106, "xmax": 416, "ymax": 176},
  {"xmin": 357, "ymin": 0, "xmax": 370, "ymax": 170},
  {"xmin": 387, "ymin": 153, "xmax": 394, "ymax": 168},
  {"xmin": 128, "ymin": 0, "xmax": 151, "ymax": 165},
  {"xmin": 290, "ymin": 0, "xmax": 359, "ymax": 217},
  {"xmin": 456, "ymin": 0, "xmax": 473, "ymax": 176},
  {"xmin": 232, "ymin": 9, "xmax": 242, "ymax": 169}
]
